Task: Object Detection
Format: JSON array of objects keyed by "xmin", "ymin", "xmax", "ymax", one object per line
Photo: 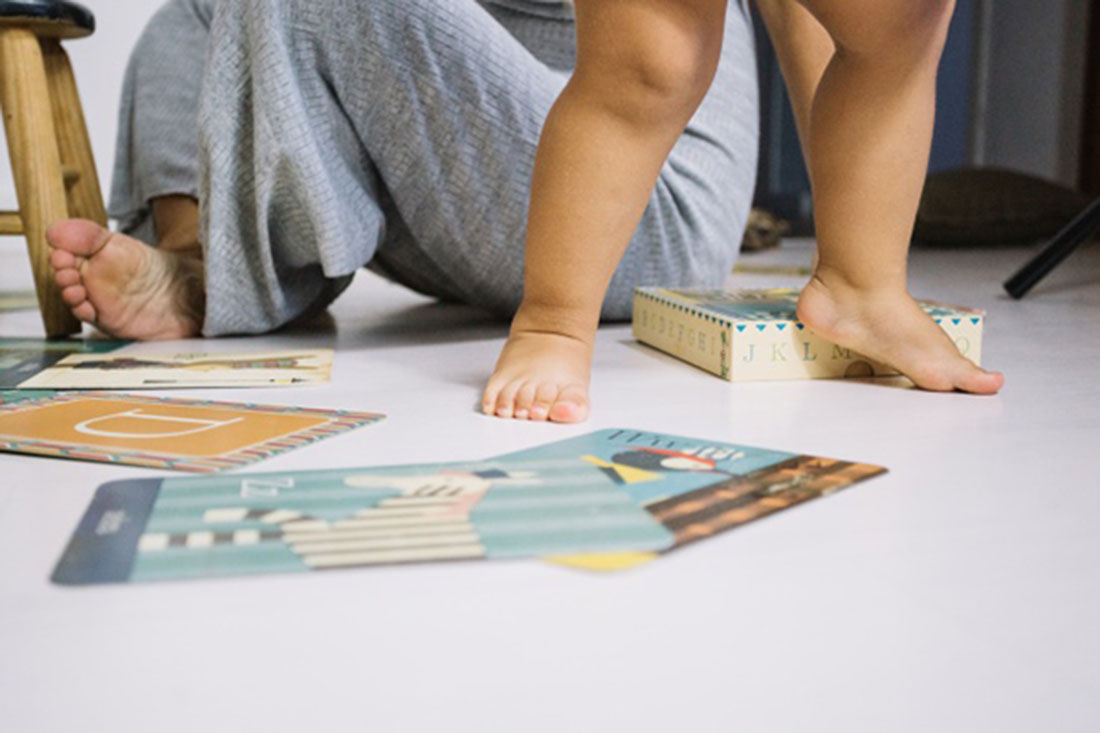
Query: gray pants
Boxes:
[{"xmin": 110, "ymin": 0, "xmax": 759, "ymax": 336}]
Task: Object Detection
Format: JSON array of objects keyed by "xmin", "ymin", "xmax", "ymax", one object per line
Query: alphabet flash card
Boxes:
[
  {"xmin": 52, "ymin": 458, "xmax": 675, "ymax": 585},
  {"xmin": 15, "ymin": 350, "xmax": 333, "ymax": 389},
  {"xmin": 0, "ymin": 338, "xmax": 129, "ymax": 389},
  {"xmin": 52, "ymin": 429, "xmax": 886, "ymax": 584},
  {"xmin": 0, "ymin": 391, "xmax": 383, "ymax": 472},
  {"xmin": 495, "ymin": 429, "xmax": 888, "ymax": 571}
]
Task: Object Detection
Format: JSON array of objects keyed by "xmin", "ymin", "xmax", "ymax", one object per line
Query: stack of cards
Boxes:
[
  {"xmin": 53, "ymin": 429, "xmax": 886, "ymax": 585},
  {"xmin": 0, "ymin": 344, "xmax": 366, "ymax": 472}
]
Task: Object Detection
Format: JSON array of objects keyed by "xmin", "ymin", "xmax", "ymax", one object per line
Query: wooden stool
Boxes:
[{"xmin": 0, "ymin": 1, "xmax": 104, "ymax": 337}]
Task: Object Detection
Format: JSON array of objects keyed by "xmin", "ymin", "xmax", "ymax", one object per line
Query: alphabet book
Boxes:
[{"xmin": 632, "ymin": 287, "xmax": 984, "ymax": 382}]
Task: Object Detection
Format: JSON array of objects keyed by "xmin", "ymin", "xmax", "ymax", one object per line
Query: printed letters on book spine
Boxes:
[{"xmin": 632, "ymin": 288, "xmax": 984, "ymax": 382}]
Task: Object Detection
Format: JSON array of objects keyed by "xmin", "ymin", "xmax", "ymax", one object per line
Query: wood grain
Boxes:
[
  {"xmin": 43, "ymin": 41, "xmax": 107, "ymax": 226},
  {"xmin": 0, "ymin": 29, "xmax": 81, "ymax": 336},
  {"xmin": 0, "ymin": 210, "xmax": 23, "ymax": 235}
]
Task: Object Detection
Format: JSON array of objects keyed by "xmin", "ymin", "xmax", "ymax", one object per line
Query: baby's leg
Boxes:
[
  {"xmin": 778, "ymin": 0, "xmax": 1003, "ymax": 392},
  {"xmin": 484, "ymin": 0, "xmax": 728, "ymax": 421}
]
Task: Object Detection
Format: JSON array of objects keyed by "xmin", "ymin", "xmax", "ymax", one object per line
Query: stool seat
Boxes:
[{"xmin": 0, "ymin": 1, "xmax": 94, "ymax": 39}]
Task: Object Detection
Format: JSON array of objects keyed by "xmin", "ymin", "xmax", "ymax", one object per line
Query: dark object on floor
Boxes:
[
  {"xmin": 914, "ymin": 167, "xmax": 1092, "ymax": 247},
  {"xmin": 1004, "ymin": 197, "xmax": 1100, "ymax": 299},
  {"xmin": 741, "ymin": 208, "xmax": 790, "ymax": 252}
]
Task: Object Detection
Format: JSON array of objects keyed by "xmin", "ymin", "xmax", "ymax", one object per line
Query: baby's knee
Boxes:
[
  {"xmin": 576, "ymin": 25, "xmax": 723, "ymax": 125},
  {"xmin": 836, "ymin": 0, "xmax": 955, "ymax": 60},
  {"xmin": 627, "ymin": 45, "xmax": 717, "ymax": 107}
]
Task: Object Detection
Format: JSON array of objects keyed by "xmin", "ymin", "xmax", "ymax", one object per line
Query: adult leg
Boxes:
[
  {"xmin": 51, "ymin": 0, "xmax": 558, "ymax": 337},
  {"xmin": 198, "ymin": 0, "xmax": 756, "ymax": 336},
  {"xmin": 47, "ymin": 0, "xmax": 211, "ymax": 339}
]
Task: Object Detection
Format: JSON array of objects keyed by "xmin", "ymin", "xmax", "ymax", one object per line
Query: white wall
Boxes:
[
  {"xmin": 972, "ymin": 0, "xmax": 1091, "ymax": 186},
  {"xmin": 0, "ymin": 1, "xmax": 160, "ymax": 213}
]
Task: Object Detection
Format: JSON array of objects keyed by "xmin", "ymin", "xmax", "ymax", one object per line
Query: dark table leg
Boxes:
[{"xmin": 1004, "ymin": 197, "xmax": 1100, "ymax": 298}]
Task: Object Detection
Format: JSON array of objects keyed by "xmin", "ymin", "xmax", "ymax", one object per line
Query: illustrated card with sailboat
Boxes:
[
  {"xmin": 0, "ymin": 391, "xmax": 383, "ymax": 472},
  {"xmin": 51, "ymin": 457, "xmax": 677, "ymax": 585},
  {"xmin": 15, "ymin": 350, "xmax": 334, "ymax": 389},
  {"xmin": 494, "ymin": 429, "xmax": 887, "ymax": 571},
  {"xmin": 0, "ymin": 337, "xmax": 129, "ymax": 389}
]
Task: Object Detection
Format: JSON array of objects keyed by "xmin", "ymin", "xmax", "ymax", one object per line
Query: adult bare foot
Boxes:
[
  {"xmin": 797, "ymin": 272, "xmax": 1005, "ymax": 394},
  {"xmin": 483, "ymin": 325, "xmax": 593, "ymax": 423},
  {"xmin": 47, "ymin": 219, "xmax": 204, "ymax": 340}
]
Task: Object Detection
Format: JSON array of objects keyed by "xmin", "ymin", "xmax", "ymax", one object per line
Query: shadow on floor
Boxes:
[
  {"xmin": 334, "ymin": 300, "xmax": 508, "ymax": 350},
  {"xmin": 618, "ymin": 337, "xmax": 923, "ymax": 391}
]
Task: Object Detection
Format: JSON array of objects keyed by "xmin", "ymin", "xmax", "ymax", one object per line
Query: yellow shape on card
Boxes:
[
  {"xmin": 580, "ymin": 455, "xmax": 661, "ymax": 484},
  {"xmin": 547, "ymin": 551, "xmax": 660, "ymax": 572}
]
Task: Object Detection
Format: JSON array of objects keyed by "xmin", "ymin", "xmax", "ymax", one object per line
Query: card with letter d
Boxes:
[{"xmin": 0, "ymin": 391, "xmax": 383, "ymax": 472}]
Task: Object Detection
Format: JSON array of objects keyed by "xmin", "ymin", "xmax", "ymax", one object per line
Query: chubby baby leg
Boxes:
[
  {"xmin": 484, "ymin": 0, "xmax": 728, "ymax": 422},
  {"xmin": 763, "ymin": 0, "xmax": 1002, "ymax": 392}
]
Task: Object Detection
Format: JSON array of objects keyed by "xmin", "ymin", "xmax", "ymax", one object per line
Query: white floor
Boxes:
[{"xmin": 0, "ymin": 237, "xmax": 1098, "ymax": 733}]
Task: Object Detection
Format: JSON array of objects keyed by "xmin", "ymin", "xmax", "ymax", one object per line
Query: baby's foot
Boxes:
[
  {"xmin": 796, "ymin": 273, "xmax": 1004, "ymax": 394},
  {"xmin": 483, "ymin": 328, "xmax": 593, "ymax": 423},
  {"xmin": 47, "ymin": 219, "xmax": 204, "ymax": 340}
]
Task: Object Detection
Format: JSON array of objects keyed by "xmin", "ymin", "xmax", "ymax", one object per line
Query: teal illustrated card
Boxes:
[
  {"xmin": 53, "ymin": 430, "xmax": 887, "ymax": 584},
  {"xmin": 493, "ymin": 428, "xmax": 799, "ymax": 506},
  {"xmin": 52, "ymin": 457, "xmax": 676, "ymax": 585},
  {"xmin": 494, "ymin": 429, "xmax": 887, "ymax": 570}
]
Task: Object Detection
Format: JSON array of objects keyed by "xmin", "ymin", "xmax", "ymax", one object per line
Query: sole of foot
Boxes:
[{"xmin": 47, "ymin": 218, "xmax": 203, "ymax": 341}]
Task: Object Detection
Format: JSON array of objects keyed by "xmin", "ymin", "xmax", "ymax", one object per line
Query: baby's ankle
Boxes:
[
  {"xmin": 811, "ymin": 263, "xmax": 908, "ymax": 302},
  {"xmin": 510, "ymin": 300, "xmax": 599, "ymax": 345}
]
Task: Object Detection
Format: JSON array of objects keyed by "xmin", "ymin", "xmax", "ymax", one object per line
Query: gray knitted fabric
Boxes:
[{"xmin": 109, "ymin": 0, "xmax": 759, "ymax": 336}]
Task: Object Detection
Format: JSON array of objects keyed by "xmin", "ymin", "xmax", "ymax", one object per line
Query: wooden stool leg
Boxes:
[
  {"xmin": 42, "ymin": 40, "xmax": 107, "ymax": 226},
  {"xmin": 0, "ymin": 29, "xmax": 81, "ymax": 337}
]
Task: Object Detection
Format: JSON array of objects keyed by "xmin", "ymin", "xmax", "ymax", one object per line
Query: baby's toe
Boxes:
[
  {"xmin": 549, "ymin": 384, "xmax": 589, "ymax": 423},
  {"xmin": 529, "ymin": 383, "xmax": 559, "ymax": 422},
  {"xmin": 481, "ymin": 375, "xmax": 508, "ymax": 415},
  {"xmin": 956, "ymin": 364, "xmax": 1004, "ymax": 395},
  {"xmin": 513, "ymin": 383, "xmax": 538, "ymax": 419},
  {"xmin": 494, "ymin": 380, "xmax": 526, "ymax": 419}
]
